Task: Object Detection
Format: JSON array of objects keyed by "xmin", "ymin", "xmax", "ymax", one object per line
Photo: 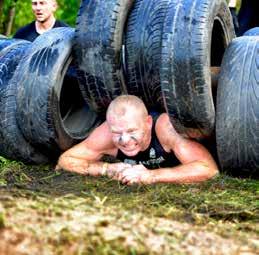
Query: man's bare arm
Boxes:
[
  {"xmin": 152, "ymin": 114, "xmax": 219, "ymax": 183},
  {"xmin": 56, "ymin": 122, "xmax": 114, "ymax": 175},
  {"xmin": 56, "ymin": 122, "xmax": 133, "ymax": 176},
  {"xmin": 118, "ymin": 157, "xmax": 218, "ymax": 185},
  {"xmin": 56, "ymin": 142, "xmax": 106, "ymax": 176},
  {"xmin": 148, "ymin": 146, "xmax": 218, "ymax": 184},
  {"xmin": 119, "ymin": 114, "xmax": 218, "ymax": 185}
]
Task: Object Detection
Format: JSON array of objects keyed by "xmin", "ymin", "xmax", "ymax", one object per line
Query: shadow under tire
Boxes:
[{"xmin": 216, "ymin": 36, "xmax": 259, "ymax": 176}]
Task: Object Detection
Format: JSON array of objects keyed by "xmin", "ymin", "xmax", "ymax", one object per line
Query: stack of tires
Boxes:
[
  {"xmin": 0, "ymin": 0, "xmax": 258, "ymax": 177},
  {"xmin": 0, "ymin": 29, "xmax": 100, "ymax": 164},
  {"xmin": 74, "ymin": 0, "xmax": 234, "ymax": 139}
]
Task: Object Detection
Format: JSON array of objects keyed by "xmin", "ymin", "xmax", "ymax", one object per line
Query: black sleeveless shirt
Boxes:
[{"xmin": 116, "ymin": 113, "xmax": 179, "ymax": 169}]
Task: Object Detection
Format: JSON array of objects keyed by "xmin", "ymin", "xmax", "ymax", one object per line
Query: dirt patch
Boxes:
[
  {"xmin": 0, "ymin": 161, "xmax": 258, "ymax": 254},
  {"xmin": 0, "ymin": 228, "xmax": 41, "ymax": 255}
]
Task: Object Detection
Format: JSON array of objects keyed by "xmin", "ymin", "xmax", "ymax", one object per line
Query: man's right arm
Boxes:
[
  {"xmin": 56, "ymin": 122, "xmax": 132, "ymax": 177},
  {"xmin": 56, "ymin": 122, "xmax": 116, "ymax": 175}
]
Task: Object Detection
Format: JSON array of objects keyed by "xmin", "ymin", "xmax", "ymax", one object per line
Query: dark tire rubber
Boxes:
[
  {"xmin": 243, "ymin": 27, "xmax": 259, "ymax": 36},
  {"xmin": 74, "ymin": 0, "xmax": 134, "ymax": 113},
  {"xmin": 16, "ymin": 27, "xmax": 100, "ymax": 158},
  {"xmin": 0, "ymin": 42, "xmax": 49, "ymax": 164},
  {"xmin": 216, "ymin": 36, "xmax": 259, "ymax": 176},
  {"xmin": 160, "ymin": 0, "xmax": 235, "ymax": 138},
  {"xmin": 124, "ymin": 0, "xmax": 170, "ymax": 110}
]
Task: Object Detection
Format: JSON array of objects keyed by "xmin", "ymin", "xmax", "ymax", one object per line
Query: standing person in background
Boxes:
[{"xmin": 13, "ymin": 0, "xmax": 68, "ymax": 42}]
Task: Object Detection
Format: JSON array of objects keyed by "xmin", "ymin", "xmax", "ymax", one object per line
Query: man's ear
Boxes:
[
  {"xmin": 52, "ymin": 0, "xmax": 58, "ymax": 12},
  {"xmin": 146, "ymin": 115, "xmax": 153, "ymax": 130}
]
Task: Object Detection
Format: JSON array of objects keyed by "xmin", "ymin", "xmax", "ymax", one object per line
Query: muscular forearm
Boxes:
[
  {"xmin": 150, "ymin": 160, "xmax": 219, "ymax": 184},
  {"xmin": 56, "ymin": 155, "xmax": 132, "ymax": 178},
  {"xmin": 56, "ymin": 155, "xmax": 108, "ymax": 176}
]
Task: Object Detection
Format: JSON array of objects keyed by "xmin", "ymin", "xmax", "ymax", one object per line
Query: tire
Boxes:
[
  {"xmin": 74, "ymin": 0, "xmax": 134, "ymax": 113},
  {"xmin": 160, "ymin": 0, "xmax": 235, "ymax": 138},
  {"xmin": 243, "ymin": 27, "xmax": 259, "ymax": 36},
  {"xmin": 16, "ymin": 27, "xmax": 100, "ymax": 158},
  {"xmin": 124, "ymin": 0, "xmax": 170, "ymax": 110},
  {"xmin": 0, "ymin": 38, "xmax": 29, "ymax": 57},
  {"xmin": 0, "ymin": 43, "xmax": 49, "ymax": 164},
  {"xmin": 216, "ymin": 36, "xmax": 259, "ymax": 176}
]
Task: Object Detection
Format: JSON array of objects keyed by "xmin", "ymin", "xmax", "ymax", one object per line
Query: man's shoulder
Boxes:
[
  {"xmin": 85, "ymin": 121, "xmax": 116, "ymax": 152},
  {"xmin": 13, "ymin": 21, "xmax": 36, "ymax": 40},
  {"xmin": 155, "ymin": 113, "xmax": 175, "ymax": 147},
  {"xmin": 15, "ymin": 21, "xmax": 35, "ymax": 34},
  {"xmin": 54, "ymin": 20, "xmax": 70, "ymax": 28},
  {"xmin": 155, "ymin": 113, "xmax": 170, "ymax": 130}
]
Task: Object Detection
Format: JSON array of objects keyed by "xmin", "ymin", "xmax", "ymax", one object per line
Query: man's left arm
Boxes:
[{"xmin": 119, "ymin": 114, "xmax": 219, "ymax": 185}]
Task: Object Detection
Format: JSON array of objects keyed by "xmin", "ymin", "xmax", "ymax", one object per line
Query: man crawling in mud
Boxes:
[{"xmin": 56, "ymin": 95, "xmax": 218, "ymax": 185}]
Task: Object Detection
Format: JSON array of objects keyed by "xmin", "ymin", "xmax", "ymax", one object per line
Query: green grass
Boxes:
[{"xmin": 0, "ymin": 157, "xmax": 258, "ymax": 254}]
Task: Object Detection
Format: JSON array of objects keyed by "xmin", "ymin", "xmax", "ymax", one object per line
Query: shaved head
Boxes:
[
  {"xmin": 106, "ymin": 95, "xmax": 148, "ymax": 121},
  {"xmin": 106, "ymin": 95, "xmax": 152, "ymax": 155}
]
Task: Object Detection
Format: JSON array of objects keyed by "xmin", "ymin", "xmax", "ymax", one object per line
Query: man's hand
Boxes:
[
  {"xmin": 106, "ymin": 162, "xmax": 133, "ymax": 178},
  {"xmin": 116, "ymin": 164, "xmax": 154, "ymax": 185}
]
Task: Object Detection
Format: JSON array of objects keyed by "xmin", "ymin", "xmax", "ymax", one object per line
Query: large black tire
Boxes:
[
  {"xmin": 160, "ymin": 0, "xmax": 235, "ymax": 138},
  {"xmin": 0, "ymin": 43, "xmax": 49, "ymax": 164},
  {"xmin": 243, "ymin": 27, "xmax": 259, "ymax": 36},
  {"xmin": 0, "ymin": 38, "xmax": 29, "ymax": 57},
  {"xmin": 216, "ymin": 36, "xmax": 259, "ymax": 176},
  {"xmin": 74, "ymin": 0, "xmax": 134, "ymax": 113},
  {"xmin": 124, "ymin": 0, "xmax": 170, "ymax": 110},
  {"xmin": 16, "ymin": 27, "xmax": 100, "ymax": 158}
]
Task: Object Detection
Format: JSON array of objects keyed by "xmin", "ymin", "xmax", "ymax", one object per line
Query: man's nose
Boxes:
[
  {"xmin": 33, "ymin": 3, "xmax": 41, "ymax": 10},
  {"xmin": 119, "ymin": 133, "xmax": 131, "ymax": 144}
]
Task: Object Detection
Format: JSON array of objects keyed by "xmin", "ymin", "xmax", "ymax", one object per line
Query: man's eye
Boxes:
[
  {"xmin": 112, "ymin": 132, "xmax": 121, "ymax": 136},
  {"xmin": 129, "ymin": 131, "xmax": 138, "ymax": 136}
]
